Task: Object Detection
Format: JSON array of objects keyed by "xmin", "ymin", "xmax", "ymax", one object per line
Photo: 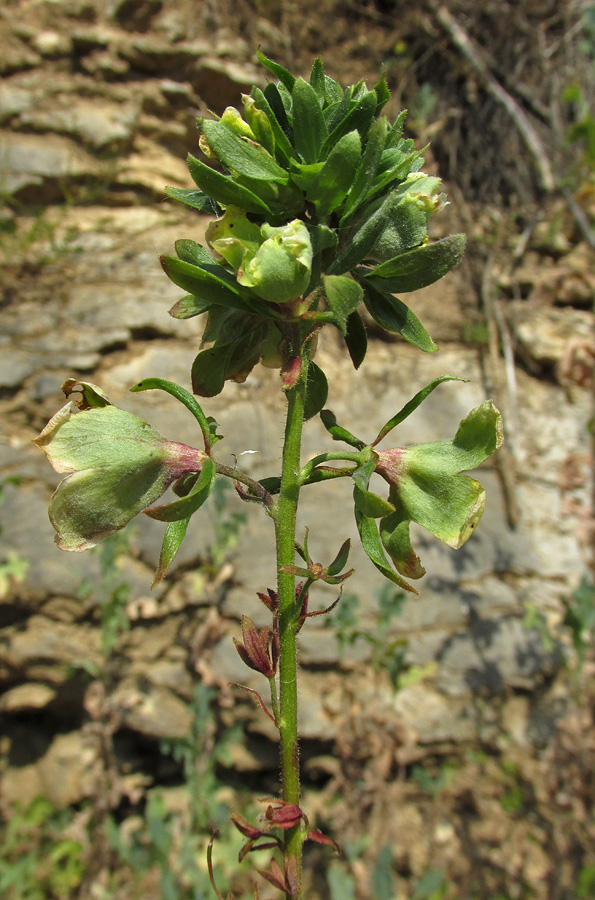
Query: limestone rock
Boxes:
[{"xmin": 0, "ymin": 131, "xmax": 105, "ymax": 202}]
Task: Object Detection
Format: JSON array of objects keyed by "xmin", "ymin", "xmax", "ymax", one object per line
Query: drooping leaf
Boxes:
[
  {"xmin": 379, "ymin": 505, "xmax": 426, "ymax": 580},
  {"xmin": 153, "ymin": 516, "xmax": 190, "ymax": 586},
  {"xmin": 344, "ymin": 310, "xmax": 367, "ymax": 369},
  {"xmin": 361, "ymin": 280, "xmax": 437, "ymax": 352},
  {"xmin": 353, "ymin": 484, "xmax": 396, "ymax": 518},
  {"xmin": 367, "ymin": 234, "xmax": 466, "ymax": 293},
  {"xmin": 355, "ymin": 510, "xmax": 417, "ymax": 593},
  {"xmin": 191, "ymin": 342, "xmax": 235, "ymax": 397},
  {"xmin": 304, "ymin": 361, "xmax": 328, "ymax": 420}
]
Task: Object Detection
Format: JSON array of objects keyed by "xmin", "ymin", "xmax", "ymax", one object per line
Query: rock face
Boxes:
[{"xmin": 0, "ymin": 0, "xmax": 593, "ymax": 823}]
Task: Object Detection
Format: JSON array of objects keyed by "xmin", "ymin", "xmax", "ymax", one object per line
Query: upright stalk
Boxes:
[{"xmin": 274, "ymin": 349, "xmax": 308, "ymax": 897}]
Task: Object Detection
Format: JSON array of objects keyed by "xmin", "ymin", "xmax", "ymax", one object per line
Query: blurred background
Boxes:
[{"xmin": 0, "ymin": 1, "xmax": 594, "ymax": 898}]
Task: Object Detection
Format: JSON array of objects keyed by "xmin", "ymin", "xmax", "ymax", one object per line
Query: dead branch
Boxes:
[{"xmin": 428, "ymin": 2, "xmax": 556, "ymax": 194}]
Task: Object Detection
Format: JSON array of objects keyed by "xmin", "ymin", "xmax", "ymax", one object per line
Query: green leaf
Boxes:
[
  {"xmin": 257, "ymin": 50, "xmax": 296, "ymax": 93},
  {"xmin": 326, "ymin": 539, "xmax": 352, "ymax": 576},
  {"xmin": 367, "ymin": 234, "xmax": 466, "ymax": 293},
  {"xmin": 175, "ymin": 239, "xmax": 217, "ymax": 267},
  {"xmin": 187, "ymin": 153, "xmax": 272, "ymax": 215},
  {"xmin": 310, "ymin": 56, "xmax": 326, "ymax": 102},
  {"xmin": 354, "ymin": 484, "xmax": 396, "ymax": 517},
  {"xmin": 191, "ymin": 342, "xmax": 235, "ymax": 397},
  {"xmin": 264, "ymin": 82, "xmax": 293, "ymax": 133},
  {"xmin": 373, "ymin": 375, "xmax": 466, "ymax": 445},
  {"xmin": 342, "ymin": 116, "xmax": 388, "ymax": 220},
  {"xmin": 385, "ymin": 109, "xmax": 407, "ymax": 148},
  {"xmin": 145, "ymin": 459, "xmax": 216, "ymax": 522},
  {"xmin": 373, "ymin": 75, "xmax": 391, "ymax": 115},
  {"xmin": 292, "ymin": 77, "xmax": 329, "ymax": 163},
  {"xmin": 380, "ymin": 504, "xmax": 426, "ymax": 580},
  {"xmin": 130, "ymin": 377, "xmax": 215, "ymax": 450},
  {"xmin": 321, "ymin": 89, "xmax": 377, "ymax": 158},
  {"xmin": 355, "ymin": 510, "xmax": 416, "ymax": 593},
  {"xmin": 344, "ymin": 310, "xmax": 367, "ymax": 369},
  {"xmin": 168, "ymin": 294, "xmax": 212, "ymax": 320},
  {"xmin": 251, "ymin": 86, "xmax": 297, "ymax": 163},
  {"xmin": 307, "ymin": 130, "xmax": 362, "ymax": 217},
  {"xmin": 304, "ymin": 361, "xmax": 328, "ymax": 420},
  {"xmin": 320, "ymin": 409, "xmax": 364, "ymax": 449},
  {"xmin": 361, "ymin": 280, "xmax": 437, "ymax": 352},
  {"xmin": 324, "ymin": 75, "xmax": 344, "ymax": 104},
  {"xmin": 160, "ymin": 256, "xmax": 246, "ymax": 310},
  {"xmin": 200, "ymin": 119, "xmax": 291, "ymax": 182},
  {"xmin": 165, "ymin": 186, "xmax": 219, "ymax": 214},
  {"xmin": 329, "ymin": 189, "xmax": 404, "ymax": 275},
  {"xmin": 289, "ymin": 160, "xmax": 325, "ymax": 193},
  {"xmin": 398, "ymin": 469, "xmax": 486, "ymax": 550},
  {"xmin": 153, "ymin": 516, "xmax": 190, "ymax": 586},
  {"xmin": 323, "ymin": 275, "xmax": 363, "ymax": 335}
]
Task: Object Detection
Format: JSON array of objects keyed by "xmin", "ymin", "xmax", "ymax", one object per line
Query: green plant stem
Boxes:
[{"xmin": 273, "ymin": 352, "xmax": 308, "ymax": 898}]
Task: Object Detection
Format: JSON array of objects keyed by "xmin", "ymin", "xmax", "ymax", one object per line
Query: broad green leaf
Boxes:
[
  {"xmin": 361, "ymin": 281, "xmax": 437, "ymax": 353},
  {"xmin": 200, "ymin": 119, "xmax": 290, "ymax": 182},
  {"xmin": 304, "ymin": 361, "xmax": 328, "ymax": 420},
  {"xmin": 310, "ymin": 56, "xmax": 326, "ymax": 102},
  {"xmin": 398, "ymin": 469, "xmax": 486, "ymax": 550},
  {"xmin": 292, "ymin": 77, "xmax": 329, "ymax": 163},
  {"xmin": 370, "ymin": 234, "xmax": 466, "ymax": 292},
  {"xmin": 165, "ymin": 186, "xmax": 219, "ymax": 215},
  {"xmin": 320, "ymin": 409, "xmax": 364, "ymax": 449},
  {"xmin": 323, "ymin": 275, "xmax": 363, "ymax": 335},
  {"xmin": 187, "ymin": 153, "xmax": 272, "ymax": 215},
  {"xmin": 401, "ymin": 401, "xmax": 504, "ymax": 476},
  {"xmin": 354, "ymin": 484, "xmax": 396, "ymax": 518},
  {"xmin": 145, "ymin": 459, "xmax": 216, "ymax": 522},
  {"xmin": 344, "ymin": 310, "xmax": 367, "ymax": 369},
  {"xmin": 373, "ymin": 375, "xmax": 466, "ymax": 445},
  {"xmin": 355, "ymin": 510, "xmax": 416, "ymax": 593},
  {"xmin": 307, "ymin": 130, "xmax": 362, "ymax": 217},
  {"xmin": 257, "ymin": 49, "xmax": 296, "ymax": 92},
  {"xmin": 153, "ymin": 516, "xmax": 190, "ymax": 586},
  {"xmin": 341, "ymin": 116, "xmax": 388, "ymax": 220},
  {"xmin": 324, "ymin": 89, "xmax": 354, "ymax": 131}
]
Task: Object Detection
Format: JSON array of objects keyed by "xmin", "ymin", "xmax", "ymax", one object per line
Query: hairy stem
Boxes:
[{"xmin": 274, "ymin": 350, "xmax": 308, "ymax": 898}]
